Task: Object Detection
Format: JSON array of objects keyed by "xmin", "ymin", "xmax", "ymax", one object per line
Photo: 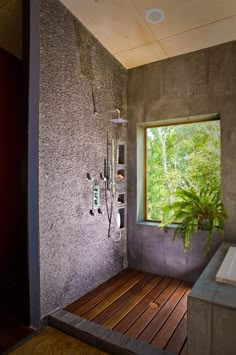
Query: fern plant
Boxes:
[{"xmin": 161, "ymin": 182, "xmax": 227, "ymax": 255}]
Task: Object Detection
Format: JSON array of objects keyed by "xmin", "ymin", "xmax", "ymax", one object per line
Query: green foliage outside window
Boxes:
[{"xmin": 146, "ymin": 120, "xmax": 221, "ymax": 222}]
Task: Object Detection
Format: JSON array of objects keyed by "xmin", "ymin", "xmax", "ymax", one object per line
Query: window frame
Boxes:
[{"xmin": 143, "ymin": 116, "xmax": 221, "ymax": 223}]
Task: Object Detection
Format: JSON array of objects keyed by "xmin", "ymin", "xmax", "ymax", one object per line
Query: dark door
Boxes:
[{"xmin": 0, "ymin": 48, "xmax": 28, "ymax": 324}]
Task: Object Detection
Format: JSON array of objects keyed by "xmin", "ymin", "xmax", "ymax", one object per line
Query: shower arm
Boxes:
[
  {"xmin": 114, "ymin": 109, "xmax": 121, "ymax": 116},
  {"xmin": 94, "ymin": 108, "xmax": 122, "ymax": 116}
]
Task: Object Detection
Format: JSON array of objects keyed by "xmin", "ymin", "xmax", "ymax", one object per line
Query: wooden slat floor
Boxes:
[{"xmin": 65, "ymin": 269, "xmax": 191, "ymax": 354}]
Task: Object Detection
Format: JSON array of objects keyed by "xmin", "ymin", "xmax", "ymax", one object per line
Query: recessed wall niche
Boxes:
[
  {"xmin": 118, "ymin": 193, "xmax": 125, "ymax": 205},
  {"xmin": 117, "ymin": 169, "xmax": 125, "ymax": 180},
  {"xmin": 117, "ymin": 144, "xmax": 125, "ymax": 165},
  {"xmin": 119, "ymin": 208, "xmax": 125, "ymax": 229}
]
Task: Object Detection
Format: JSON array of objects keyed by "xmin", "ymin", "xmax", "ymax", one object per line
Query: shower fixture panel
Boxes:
[
  {"xmin": 92, "ymin": 185, "xmax": 100, "ymax": 210},
  {"xmin": 87, "ymin": 173, "xmax": 102, "ymax": 215}
]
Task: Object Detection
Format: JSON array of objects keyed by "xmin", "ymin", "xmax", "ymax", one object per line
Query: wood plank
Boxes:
[
  {"xmin": 165, "ymin": 313, "xmax": 187, "ymax": 354},
  {"xmin": 71, "ymin": 269, "xmax": 138, "ymax": 315},
  {"xmin": 92, "ymin": 273, "xmax": 155, "ymax": 324},
  {"xmin": 79, "ymin": 272, "xmax": 146, "ymax": 320},
  {"xmin": 66, "ymin": 269, "xmax": 133, "ymax": 312},
  {"xmin": 114, "ymin": 277, "xmax": 171, "ymax": 334},
  {"xmin": 180, "ymin": 340, "xmax": 188, "ymax": 355},
  {"xmin": 103, "ymin": 276, "xmax": 162, "ymax": 329},
  {"xmin": 64, "ymin": 270, "xmax": 190, "ymax": 355},
  {"xmin": 125, "ymin": 279, "xmax": 181, "ymax": 339},
  {"xmin": 137, "ymin": 281, "xmax": 189, "ymax": 343},
  {"xmin": 151, "ymin": 289, "xmax": 190, "ymax": 349}
]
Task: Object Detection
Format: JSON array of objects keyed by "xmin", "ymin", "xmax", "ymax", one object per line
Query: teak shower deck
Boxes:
[{"xmin": 65, "ymin": 269, "xmax": 191, "ymax": 354}]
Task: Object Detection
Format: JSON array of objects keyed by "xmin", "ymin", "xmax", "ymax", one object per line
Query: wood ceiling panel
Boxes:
[
  {"xmin": 115, "ymin": 41, "xmax": 167, "ymax": 69},
  {"xmin": 61, "ymin": 0, "xmax": 236, "ymax": 68},
  {"xmin": 60, "ymin": 0, "xmax": 155, "ymax": 54},
  {"xmin": 160, "ymin": 16, "xmax": 236, "ymax": 57},
  {"xmin": 133, "ymin": 0, "xmax": 236, "ymax": 40}
]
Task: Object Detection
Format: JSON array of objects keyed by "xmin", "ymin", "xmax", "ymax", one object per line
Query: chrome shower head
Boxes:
[
  {"xmin": 111, "ymin": 117, "xmax": 128, "ymax": 123},
  {"xmin": 110, "ymin": 109, "xmax": 128, "ymax": 124}
]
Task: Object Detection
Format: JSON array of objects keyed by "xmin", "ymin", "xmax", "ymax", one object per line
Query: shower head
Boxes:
[
  {"xmin": 110, "ymin": 109, "xmax": 128, "ymax": 124},
  {"xmin": 111, "ymin": 117, "xmax": 128, "ymax": 124}
]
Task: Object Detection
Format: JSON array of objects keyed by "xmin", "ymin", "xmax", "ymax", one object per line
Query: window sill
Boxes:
[{"xmin": 137, "ymin": 221, "xmax": 179, "ymax": 228}]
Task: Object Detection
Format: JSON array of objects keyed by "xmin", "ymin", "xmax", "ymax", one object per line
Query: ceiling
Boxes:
[
  {"xmin": 0, "ymin": 0, "xmax": 22, "ymax": 58},
  {"xmin": 60, "ymin": 0, "xmax": 236, "ymax": 69}
]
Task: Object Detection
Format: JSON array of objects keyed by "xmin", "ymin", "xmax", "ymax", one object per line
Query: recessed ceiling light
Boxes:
[{"xmin": 145, "ymin": 8, "xmax": 165, "ymax": 24}]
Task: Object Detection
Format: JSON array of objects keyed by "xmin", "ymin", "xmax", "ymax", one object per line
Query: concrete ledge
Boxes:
[
  {"xmin": 49, "ymin": 310, "xmax": 173, "ymax": 355},
  {"xmin": 188, "ymin": 242, "xmax": 236, "ymax": 355},
  {"xmin": 189, "ymin": 242, "xmax": 236, "ymax": 306}
]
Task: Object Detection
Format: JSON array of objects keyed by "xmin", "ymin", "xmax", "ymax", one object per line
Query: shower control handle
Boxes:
[{"xmin": 90, "ymin": 209, "xmax": 95, "ymax": 216}]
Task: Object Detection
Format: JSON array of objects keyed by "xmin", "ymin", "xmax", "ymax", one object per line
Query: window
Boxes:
[{"xmin": 145, "ymin": 119, "xmax": 221, "ymax": 222}]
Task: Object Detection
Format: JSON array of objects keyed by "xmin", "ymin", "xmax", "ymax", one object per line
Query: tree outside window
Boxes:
[{"xmin": 145, "ymin": 120, "xmax": 221, "ymax": 222}]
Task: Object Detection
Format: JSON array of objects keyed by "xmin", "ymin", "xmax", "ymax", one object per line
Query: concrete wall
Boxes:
[
  {"xmin": 188, "ymin": 242, "xmax": 236, "ymax": 355},
  {"xmin": 39, "ymin": 0, "xmax": 127, "ymax": 318},
  {"xmin": 127, "ymin": 41, "xmax": 236, "ymax": 282}
]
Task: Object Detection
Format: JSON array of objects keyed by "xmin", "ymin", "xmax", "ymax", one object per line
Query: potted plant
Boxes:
[{"xmin": 160, "ymin": 182, "xmax": 227, "ymax": 255}]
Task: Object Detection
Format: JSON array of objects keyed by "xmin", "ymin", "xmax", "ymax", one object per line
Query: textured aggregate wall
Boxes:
[
  {"xmin": 39, "ymin": 0, "xmax": 127, "ymax": 318},
  {"xmin": 127, "ymin": 41, "xmax": 236, "ymax": 282}
]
